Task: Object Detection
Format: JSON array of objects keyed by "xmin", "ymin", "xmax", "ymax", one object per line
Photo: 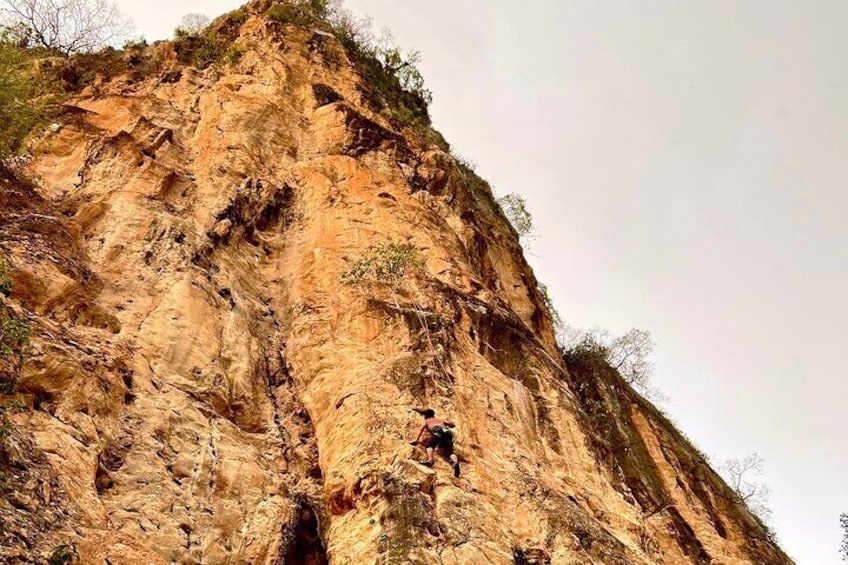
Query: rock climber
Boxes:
[{"xmin": 410, "ymin": 408, "xmax": 461, "ymax": 477}]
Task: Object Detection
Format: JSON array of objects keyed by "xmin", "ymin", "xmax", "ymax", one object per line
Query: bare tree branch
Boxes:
[
  {"xmin": 722, "ymin": 454, "xmax": 773, "ymax": 524},
  {"xmin": 177, "ymin": 13, "xmax": 209, "ymax": 36},
  {"xmin": 0, "ymin": 0, "xmax": 133, "ymax": 55}
]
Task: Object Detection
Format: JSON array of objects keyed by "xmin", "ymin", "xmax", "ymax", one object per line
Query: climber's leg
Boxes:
[
  {"xmin": 450, "ymin": 453, "xmax": 460, "ymax": 477},
  {"xmin": 425, "ymin": 447, "xmax": 435, "ymax": 465}
]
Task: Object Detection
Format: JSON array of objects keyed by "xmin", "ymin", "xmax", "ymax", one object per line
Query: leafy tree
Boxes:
[
  {"xmin": 0, "ymin": 0, "xmax": 133, "ymax": 56},
  {"xmin": 377, "ymin": 41, "xmax": 431, "ymax": 105},
  {"xmin": 497, "ymin": 193, "xmax": 534, "ymax": 241},
  {"xmin": 722, "ymin": 454, "xmax": 773, "ymax": 524}
]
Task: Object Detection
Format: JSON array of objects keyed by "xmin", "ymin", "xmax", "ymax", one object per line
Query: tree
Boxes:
[
  {"xmin": 607, "ymin": 329, "xmax": 654, "ymax": 391},
  {"xmin": 0, "ymin": 0, "xmax": 132, "ymax": 55},
  {"xmin": 177, "ymin": 13, "xmax": 210, "ymax": 36},
  {"xmin": 722, "ymin": 454, "xmax": 773, "ymax": 524},
  {"xmin": 497, "ymin": 193, "xmax": 535, "ymax": 241},
  {"xmin": 840, "ymin": 513, "xmax": 848, "ymax": 562},
  {"xmin": 560, "ymin": 326, "xmax": 663, "ymax": 401}
]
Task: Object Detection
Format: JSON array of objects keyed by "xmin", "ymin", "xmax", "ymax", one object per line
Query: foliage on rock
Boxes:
[
  {"xmin": 0, "ymin": 263, "xmax": 12, "ymax": 297},
  {"xmin": 48, "ymin": 543, "xmax": 79, "ymax": 565},
  {"xmin": 497, "ymin": 192, "xmax": 535, "ymax": 241},
  {"xmin": 0, "ymin": 314, "xmax": 29, "ymax": 357},
  {"xmin": 537, "ymin": 282, "xmax": 563, "ymax": 332},
  {"xmin": 561, "ymin": 327, "xmax": 663, "ymax": 403},
  {"xmin": 0, "ymin": 38, "xmax": 44, "ymax": 165},
  {"xmin": 266, "ymin": 0, "xmax": 432, "ymax": 127},
  {"xmin": 341, "ymin": 242, "xmax": 423, "ymax": 290}
]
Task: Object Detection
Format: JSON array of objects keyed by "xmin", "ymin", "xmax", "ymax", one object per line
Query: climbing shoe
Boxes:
[
  {"xmin": 422, "ymin": 460, "xmax": 434, "ymax": 467},
  {"xmin": 453, "ymin": 462, "xmax": 461, "ymax": 478}
]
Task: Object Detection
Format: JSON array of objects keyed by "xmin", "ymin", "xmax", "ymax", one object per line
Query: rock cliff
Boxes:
[{"xmin": 0, "ymin": 3, "xmax": 793, "ymax": 564}]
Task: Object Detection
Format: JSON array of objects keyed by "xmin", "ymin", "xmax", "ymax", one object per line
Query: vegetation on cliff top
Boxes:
[
  {"xmin": 0, "ymin": 0, "xmax": 435, "ymax": 166},
  {"xmin": 263, "ymin": 0, "xmax": 432, "ymax": 127},
  {"xmin": 0, "ymin": 35, "xmax": 46, "ymax": 165}
]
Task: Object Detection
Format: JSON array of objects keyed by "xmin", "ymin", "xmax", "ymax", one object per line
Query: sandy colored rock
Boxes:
[{"xmin": 0, "ymin": 4, "xmax": 792, "ymax": 564}]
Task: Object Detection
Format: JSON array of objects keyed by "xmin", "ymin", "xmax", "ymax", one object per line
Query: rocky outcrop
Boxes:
[{"xmin": 0, "ymin": 4, "xmax": 792, "ymax": 564}]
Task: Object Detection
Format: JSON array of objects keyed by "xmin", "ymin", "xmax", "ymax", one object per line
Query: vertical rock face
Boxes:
[{"xmin": 0, "ymin": 5, "xmax": 792, "ymax": 565}]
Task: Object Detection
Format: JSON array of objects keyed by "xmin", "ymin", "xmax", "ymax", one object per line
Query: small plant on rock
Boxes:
[
  {"xmin": 48, "ymin": 543, "xmax": 79, "ymax": 565},
  {"xmin": 0, "ymin": 263, "xmax": 12, "ymax": 297},
  {"xmin": 172, "ymin": 16, "xmax": 224, "ymax": 69},
  {"xmin": 537, "ymin": 282, "xmax": 563, "ymax": 333},
  {"xmin": 341, "ymin": 242, "xmax": 423, "ymax": 290},
  {"xmin": 0, "ymin": 313, "xmax": 30, "ymax": 355},
  {"xmin": 224, "ymin": 44, "xmax": 247, "ymax": 65}
]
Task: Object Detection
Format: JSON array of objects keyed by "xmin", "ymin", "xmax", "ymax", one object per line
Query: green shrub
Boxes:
[
  {"xmin": 48, "ymin": 544, "xmax": 79, "ymax": 565},
  {"xmin": 122, "ymin": 37, "xmax": 148, "ymax": 50},
  {"xmin": 227, "ymin": 8, "xmax": 250, "ymax": 26},
  {"xmin": 0, "ymin": 314, "xmax": 30, "ymax": 356},
  {"xmin": 267, "ymin": 4, "xmax": 315, "ymax": 26},
  {"xmin": 265, "ymin": 1, "xmax": 432, "ymax": 127},
  {"xmin": 0, "ymin": 263, "xmax": 12, "ymax": 298},
  {"xmin": 224, "ymin": 44, "xmax": 247, "ymax": 65},
  {"xmin": 497, "ymin": 193, "xmax": 534, "ymax": 241},
  {"xmin": 173, "ymin": 32, "xmax": 224, "ymax": 69},
  {"xmin": 341, "ymin": 243, "xmax": 423, "ymax": 289},
  {"xmin": 0, "ymin": 41, "xmax": 44, "ymax": 164},
  {"xmin": 340, "ymin": 33, "xmax": 431, "ymax": 128},
  {"xmin": 537, "ymin": 283, "xmax": 563, "ymax": 331}
]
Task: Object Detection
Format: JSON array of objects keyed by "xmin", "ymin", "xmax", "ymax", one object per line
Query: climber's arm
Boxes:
[{"xmin": 411, "ymin": 424, "xmax": 427, "ymax": 444}]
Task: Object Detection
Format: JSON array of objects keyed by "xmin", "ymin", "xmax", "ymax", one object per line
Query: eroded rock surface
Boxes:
[{"xmin": 0, "ymin": 5, "xmax": 792, "ymax": 564}]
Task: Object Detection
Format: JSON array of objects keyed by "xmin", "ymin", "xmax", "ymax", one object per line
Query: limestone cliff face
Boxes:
[{"xmin": 0, "ymin": 5, "xmax": 793, "ymax": 565}]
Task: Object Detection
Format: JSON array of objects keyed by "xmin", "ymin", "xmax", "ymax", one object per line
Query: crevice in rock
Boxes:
[
  {"xmin": 263, "ymin": 347, "xmax": 328, "ymax": 564},
  {"xmin": 312, "ymin": 83, "xmax": 342, "ymax": 107},
  {"xmin": 281, "ymin": 501, "xmax": 328, "ymax": 565}
]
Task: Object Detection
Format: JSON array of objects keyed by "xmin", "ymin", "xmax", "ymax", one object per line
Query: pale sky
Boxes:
[{"xmin": 118, "ymin": 1, "xmax": 848, "ymax": 562}]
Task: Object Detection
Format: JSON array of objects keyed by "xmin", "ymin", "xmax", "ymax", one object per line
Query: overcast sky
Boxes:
[{"xmin": 119, "ymin": 1, "xmax": 847, "ymax": 562}]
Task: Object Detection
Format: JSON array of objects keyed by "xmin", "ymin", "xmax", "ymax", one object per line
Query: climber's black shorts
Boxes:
[{"xmin": 424, "ymin": 432, "xmax": 454, "ymax": 457}]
